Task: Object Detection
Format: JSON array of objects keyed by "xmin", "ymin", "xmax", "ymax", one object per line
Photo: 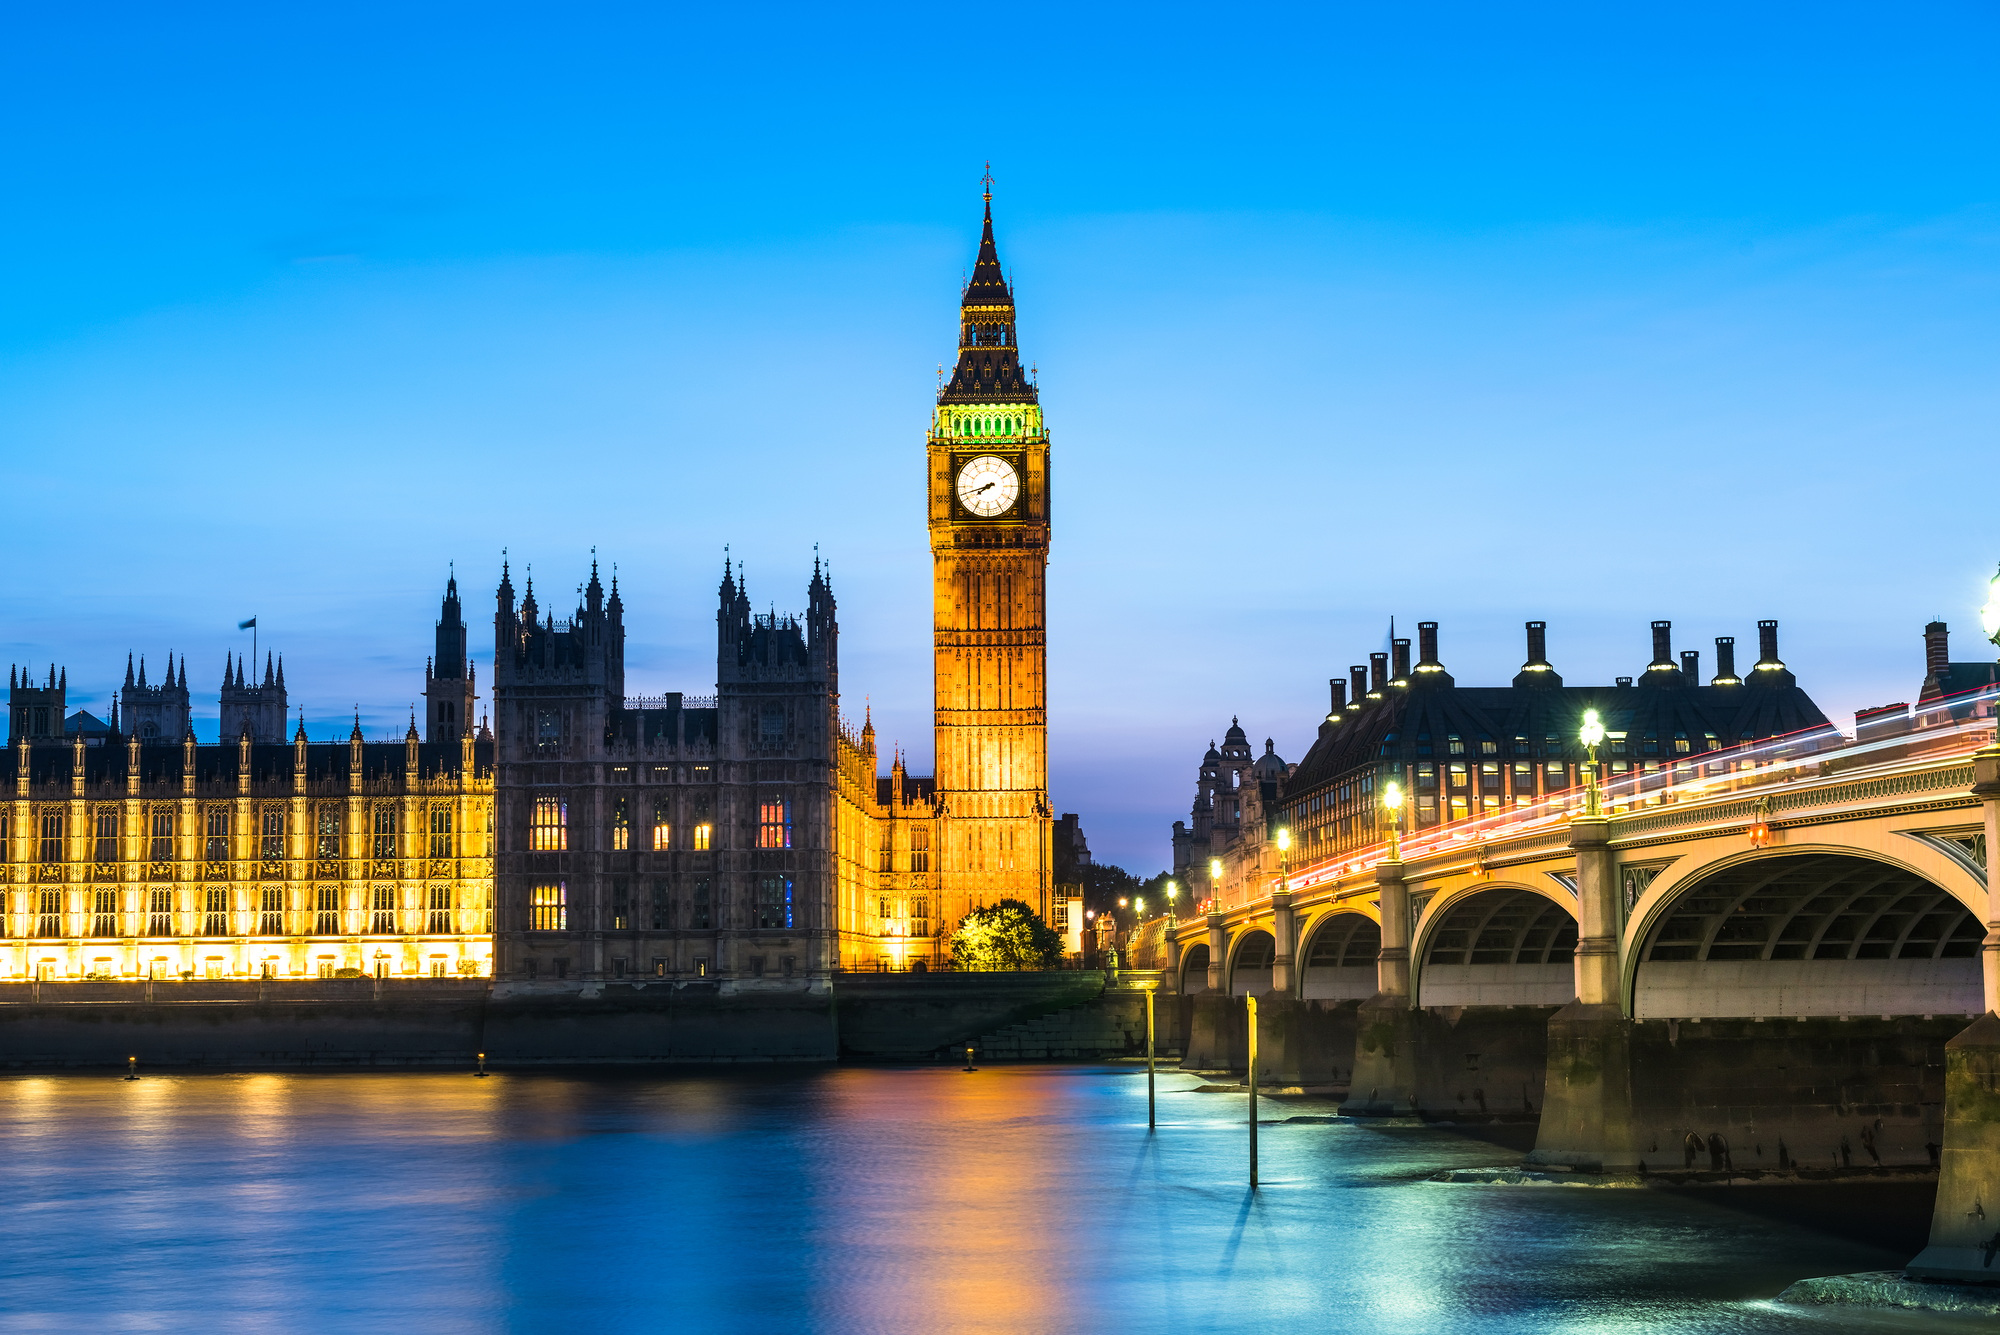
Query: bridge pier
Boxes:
[
  {"xmin": 1342, "ymin": 858, "xmax": 1422, "ymax": 1115},
  {"xmin": 1184, "ymin": 989, "xmax": 1244, "ymax": 1072},
  {"xmin": 1910, "ymin": 745, "xmax": 2000, "ymax": 1282},
  {"xmin": 1530, "ymin": 817, "xmax": 1638, "ymax": 1166}
]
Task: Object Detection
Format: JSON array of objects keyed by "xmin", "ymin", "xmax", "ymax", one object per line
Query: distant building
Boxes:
[
  {"xmin": 1853, "ymin": 619, "xmax": 1998, "ymax": 739},
  {"xmin": 1171, "ymin": 720, "xmax": 1291, "ymax": 907}
]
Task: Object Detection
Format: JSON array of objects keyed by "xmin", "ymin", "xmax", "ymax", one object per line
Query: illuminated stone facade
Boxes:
[
  {"xmin": 926, "ymin": 189, "xmax": 1054, "ymax": 929},
  {"xmin": 2, "ymin": 653, "xmax": 494, "ymax": 982}
]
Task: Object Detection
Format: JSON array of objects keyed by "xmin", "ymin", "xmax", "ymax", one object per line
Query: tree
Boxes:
[{"xmin": 949, "ymin": 899, "xmax": 1065, "ymax": 971}]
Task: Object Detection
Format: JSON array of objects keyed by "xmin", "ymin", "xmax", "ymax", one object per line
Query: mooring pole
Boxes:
[
  {"xmin": 1146, "ymin": 986, "xmax": 1157, "ymax": 1130},
  {"xmin": 1247, "ymin": 992, "xmax": 1259, "ymax": 1188}
]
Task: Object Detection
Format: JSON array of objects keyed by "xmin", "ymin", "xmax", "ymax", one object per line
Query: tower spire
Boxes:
[{"xmin": 941, "ymin": 174, "xmax": 1035, "ymax": 406}]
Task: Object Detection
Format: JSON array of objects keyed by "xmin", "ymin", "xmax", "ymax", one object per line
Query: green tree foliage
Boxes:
[{"xmin": 949, "ymin": 898, "xmax": 1065, "ymax": 971}]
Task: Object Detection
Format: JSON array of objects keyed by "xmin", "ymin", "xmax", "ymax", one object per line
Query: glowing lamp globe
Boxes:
[
  {"xmin": 1580, "ymin": 709, "xmax": 1606, "ymax": 750},
  {"xmin": 1275, "ymin": 827, "xmax": 1290, "ymax": 852},
  {"xmin": 1383, "ymin": 781, "xmax": 1404, "ymax": 813}
]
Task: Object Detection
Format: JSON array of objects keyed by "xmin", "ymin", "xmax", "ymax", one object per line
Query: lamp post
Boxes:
[
  {"xmin": 1983, "ymin": 565, "xmax": 2000, "ymax": 741},
  {"xmin": 1580, "ymin": 708, "xmax": 1606, "ymax": 818},
  {"xmin": 1381, "ymin": 781, "xmax": 1404, "ymax": 860},
  {"xmin": 1274, "ymin": 826, "xmax": 1290, "ymax": 893},
  {"xmin": 1209, "ymin": 858, "xmax": 1224, "ymax": 907},
  {"xmin": 1165, "ymin": 880, "xmax": 1178, "ymax": 915}
]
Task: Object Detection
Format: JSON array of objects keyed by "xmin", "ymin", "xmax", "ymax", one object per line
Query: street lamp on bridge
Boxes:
[
  {"xmin": 1580, "ymin": 708, "xmax": 1607, "ymax": 818},
  {"xmin": 1209, "ymin": 857, "xmax": 1224, "ymax": 908},
  {"xmin": 1275, "ymin": 826, "xmax": 1291, "ymax": 897},
  {"xmin": 1165, "ymin": 880, "xmax": 1178, "ymax": 916}
]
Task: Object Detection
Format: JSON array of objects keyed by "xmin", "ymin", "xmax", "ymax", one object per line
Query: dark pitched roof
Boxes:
[
  {"xmin": 1920, "ymin": 661, "xmax": 2000, "ymax": 703},
  {"xmin": 1285, "ymin": 678, "xmax": 1834, "ymax": 797}
]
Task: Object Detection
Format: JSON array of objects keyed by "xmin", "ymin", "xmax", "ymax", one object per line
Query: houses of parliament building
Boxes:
[{"xmin": 1, "ymin": 192, "xmax": 1056, "ymax": 987}]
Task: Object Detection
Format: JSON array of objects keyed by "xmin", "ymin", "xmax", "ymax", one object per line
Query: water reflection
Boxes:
[{"xmin": 0, "ymin": 1066, "xmax": 1969, "ymax": 1333}]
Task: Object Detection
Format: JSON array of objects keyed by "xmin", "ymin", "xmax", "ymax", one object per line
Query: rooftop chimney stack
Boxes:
[
  {"xmin": 1328, "ymin": 678, "xmax": 1347, "ymax": 715},
  {"xmin": 1417, "ymin": 621, "xmax": 1440, "ymax": 666},
  {"xmin": 1368, "ymin": 653, "xmax": 1388, "ymax": 697},
  {"xmin": 1924, "ymin": 621, "xmax": 1950, "ymax": 678},
  {"xmin": 1349, "ymin": 666, "xmax": 1368, "ymax": 708},
  {"xmin": 1757, "ymin": 620, "xmax": 1783, "ymax": 669},
  {"xmin": 1650, "ymin": 621, "xmax": 1674, "ymax": 668},
  {"xmin": 1390, "ymin": 638, "xmax": 1412, "ymax": 683},
  {"xmin": 1681, "ymin": 649, "xmax": 1700, "ymax": 680},
  {"xmin": 1512, "ymin": 619, "xmax": 1562, "ymax": 687},
  {"xmin": 1713, "ymin": 636, "xmax": 1740, "ymax": 684}
]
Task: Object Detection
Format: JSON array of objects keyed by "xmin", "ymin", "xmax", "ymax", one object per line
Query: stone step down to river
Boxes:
[{"xmin": 972, "ymin": 985, "xmax": 1170, "ymax": 1062}]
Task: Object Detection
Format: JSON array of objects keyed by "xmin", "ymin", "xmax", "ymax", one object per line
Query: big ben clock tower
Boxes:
[{"xmin": 929, "ymin": 179, "xmax": 1052, "ymax": 925}]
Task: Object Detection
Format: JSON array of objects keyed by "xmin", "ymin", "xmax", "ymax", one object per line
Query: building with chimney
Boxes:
[{"xmin": 1176, "ymin": 619, "xmax": 1835, "ymax": 906}]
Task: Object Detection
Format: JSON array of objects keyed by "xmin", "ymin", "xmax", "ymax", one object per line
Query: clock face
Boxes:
[{"xmin": 956, "ymin": 455, "xmax": 1019, "ymax": 518}]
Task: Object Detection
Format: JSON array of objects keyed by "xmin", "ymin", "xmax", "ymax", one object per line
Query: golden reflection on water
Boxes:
[{"xmin": 818, "ymin": 1068, "xmax": 1072, "ymax": 1332}]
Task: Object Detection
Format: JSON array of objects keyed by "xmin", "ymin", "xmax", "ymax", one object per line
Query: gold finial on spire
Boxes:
[{"xmin": 981, "ymin": 161, "xmax": 994, "ymax": 204}]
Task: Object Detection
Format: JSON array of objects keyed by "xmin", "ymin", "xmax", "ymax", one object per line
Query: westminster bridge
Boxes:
[{"xmin": 1144, "ymin": 691, "xmax": 2000, "ymax": 1281}]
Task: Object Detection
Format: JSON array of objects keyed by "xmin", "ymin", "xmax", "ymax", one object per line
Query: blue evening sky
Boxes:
[{"xmin": 3, "ymin": 4, "xmax": 1997, "ymax": 870}]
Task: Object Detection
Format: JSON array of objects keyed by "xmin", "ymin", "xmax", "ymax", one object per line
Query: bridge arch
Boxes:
[
  {"xmin": 1177, "ymin": 942, "xmax": 1210, "ymax": 993},
  {"xmin": 1413, "ymin": 881, "xmax": 1577, "ymax": 1008},
  {"xmin": 1298, "ymin": 910, "xmax": 1380, "ymax": 1001},
  {"xmin": 1623, "ymin": 848, "xmax": 1983, "ymax": 1019},
  {"xmin": 1227, "ymin": 929, "xmax": 1275, "ymax": 997}
]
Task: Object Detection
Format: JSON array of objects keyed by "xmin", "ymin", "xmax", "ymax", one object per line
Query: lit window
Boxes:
[
  {"xmin": 530, "ymin": 882, "xmax": 566, "ymax": 932},
  {"xmin": 693, "ymin": 823, "xmax": 712, "ymax": 851},
  {"xmin": 758, "ymin": 799, "xmax": 791, "ymax": 850},
  {"xmin": 147, "ymin": 888, "xmax": 173, "ymax": 937},
  {"xmin": 37, "ymin": 813, "xmax": 64, "ymax": 864},
  {"xmin": 758, "ymin": 877, "xmax": 794, "ymax": 929},
  {"xmin": 316, "ymin": 808, "xmax": 341, "ymax": 858},
  {"xmin": 652, "ymin": 802, "xmax": 671, "ymax": 851},
  {"xmin": 260, "ymin": 809, "xmax": 284, "ymax": 859},
  {"xmin": 427, "ymin": 885, "xmax": 451, "ymax": 934},
  {"xmin": 150, "ymin": 810, "xmax": 175, "ymax": 861},
  {"xmin": 531, "ymin": 798, "xmax": 567, "ymax": 852},
  {"xmin": 613, "ymin": 796, "xmax": 631, "ymax": 851},
  {"xmin": 371, "ymin": 885, "xmax": 397, "ymax": 934},
  {"xmin": 314, "ymin": 886, "xmax": 339, "ymax": 935},
  {"xmin": 90, "ymin": 889, "xmax": 117, "ymax": 938}
]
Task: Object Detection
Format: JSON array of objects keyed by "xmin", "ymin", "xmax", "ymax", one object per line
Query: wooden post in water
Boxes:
[
  {"xmin": 1247, "ymin": 993, "xmax": 1259, "ymax": 1188},
  {"xmin": 1146, "ymin": 987, "xmax": 1156, "ymax": 1130}
]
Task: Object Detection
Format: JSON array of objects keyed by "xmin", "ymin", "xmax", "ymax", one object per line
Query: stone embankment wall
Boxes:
[
  {"xmin": 834, "ymin": 971, "xmax": 1109, "ymax": 1060},
  {"xmin": 0, "ymin": 972, "xmax": 1120, "ymax": 1069}
]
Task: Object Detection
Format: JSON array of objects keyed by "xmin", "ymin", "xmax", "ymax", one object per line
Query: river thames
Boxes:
[{"xmin": 0, "ymin": 1064, "xmax": 1974, "ymax": 1333}]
